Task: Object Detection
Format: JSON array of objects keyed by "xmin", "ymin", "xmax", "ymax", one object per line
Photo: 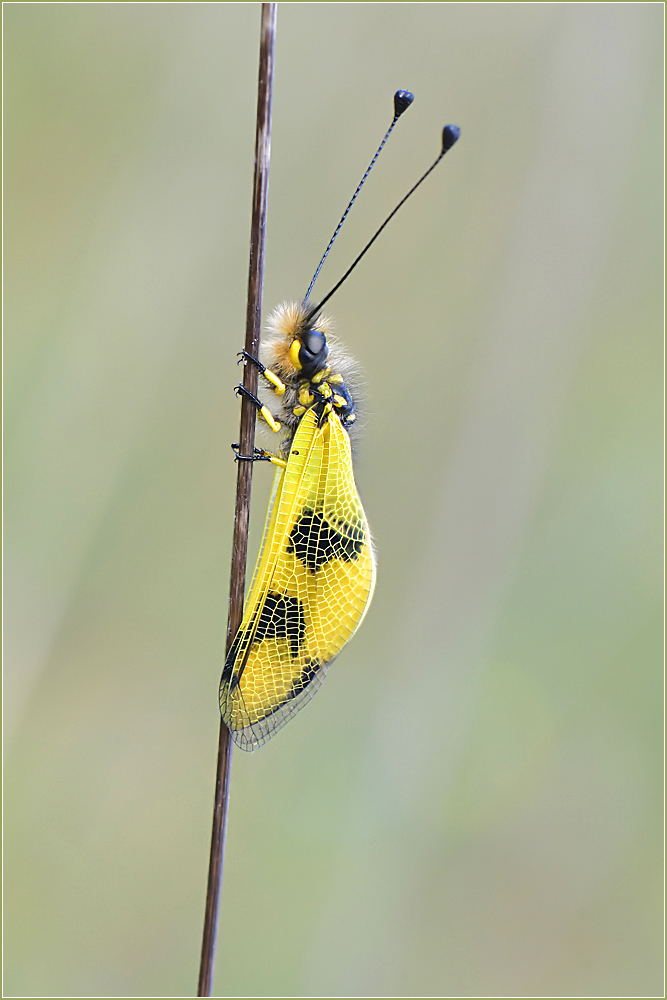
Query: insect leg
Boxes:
[
  {"xmin": 237, "ymin": 350, "xmax": 286, "ymax": 395},
  {"xmin": 235, "ymin": 384, "xmax": 281, "ymax": 432},
  {"xmin": 231, "ymin": 443, "xmax": 286, "ymax": 468}
]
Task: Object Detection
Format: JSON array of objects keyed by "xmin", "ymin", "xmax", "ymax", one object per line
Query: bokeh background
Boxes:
[{"xmin": 4, "ymin": 3, "xmax": 663, "ymax": 997}]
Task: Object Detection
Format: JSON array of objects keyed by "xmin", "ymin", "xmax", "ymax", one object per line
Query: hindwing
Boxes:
[{"xmin": 220, "ymin": 408, "xmax": 376, "ymax": 750}]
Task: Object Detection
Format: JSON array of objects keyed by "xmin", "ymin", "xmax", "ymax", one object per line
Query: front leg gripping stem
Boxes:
[{"xmin": 237, "ymin": 350, "xmax": 286, "ymax": 395}]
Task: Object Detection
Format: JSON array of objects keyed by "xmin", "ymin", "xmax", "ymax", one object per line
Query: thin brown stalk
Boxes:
[{"xmin": 197, "ymin": 5, "xmax": 277, "ymax": 996}]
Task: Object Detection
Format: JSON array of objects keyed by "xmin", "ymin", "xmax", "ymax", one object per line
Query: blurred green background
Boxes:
[{"xmin": 3, "ymin": 3, "xmax": 663, "ymax": 997}]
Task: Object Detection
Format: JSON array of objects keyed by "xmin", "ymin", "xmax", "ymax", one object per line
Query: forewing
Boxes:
[{"xmin": 220, "ymin": 408, "xmax": 375, "ymax": 750}]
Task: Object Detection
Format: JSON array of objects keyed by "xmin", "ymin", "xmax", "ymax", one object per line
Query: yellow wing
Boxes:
[{"xmin": 220, "ymin": 407, "xmax": 376, "ymax": 750}]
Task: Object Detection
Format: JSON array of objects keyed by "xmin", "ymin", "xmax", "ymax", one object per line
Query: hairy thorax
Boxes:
[{"xmin": 257, "ymin": 302, "xmax": 362, "ymax": 456}]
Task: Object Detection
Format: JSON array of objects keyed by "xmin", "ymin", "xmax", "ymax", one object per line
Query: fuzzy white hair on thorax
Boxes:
[{"xmin": 255, "ymin": 301, "xmax": 365, "ymax": 456}]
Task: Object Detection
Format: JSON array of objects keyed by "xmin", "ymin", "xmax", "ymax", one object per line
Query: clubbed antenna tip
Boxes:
[
  {"xmin": 315, "ymin": 120, "xmax": 462, "ymax": 312},
  {"xmin": 394, "ymin": 90, "xmax": 414, "ymax": 118},
  {"xmin": 442, "ymin": 124, "xmax": 461, "ymax": 154},
  {"xmin": 304, "ymin": 89, "xmax": 417, "ymax": 302}
]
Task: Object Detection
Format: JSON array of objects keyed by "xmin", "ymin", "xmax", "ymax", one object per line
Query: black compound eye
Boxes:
[{"xmin": 301, "ymin": 330, "xmax": 326, "ymax": 357}]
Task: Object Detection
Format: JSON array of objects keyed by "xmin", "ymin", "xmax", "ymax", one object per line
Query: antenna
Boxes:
[
  {"xmin": 303, "ymin": 90, "xmax": 415, "ymax": 303},
  {"xmin": 307, "ymin": 124, "xmax": 461, "ymax": 318}
]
